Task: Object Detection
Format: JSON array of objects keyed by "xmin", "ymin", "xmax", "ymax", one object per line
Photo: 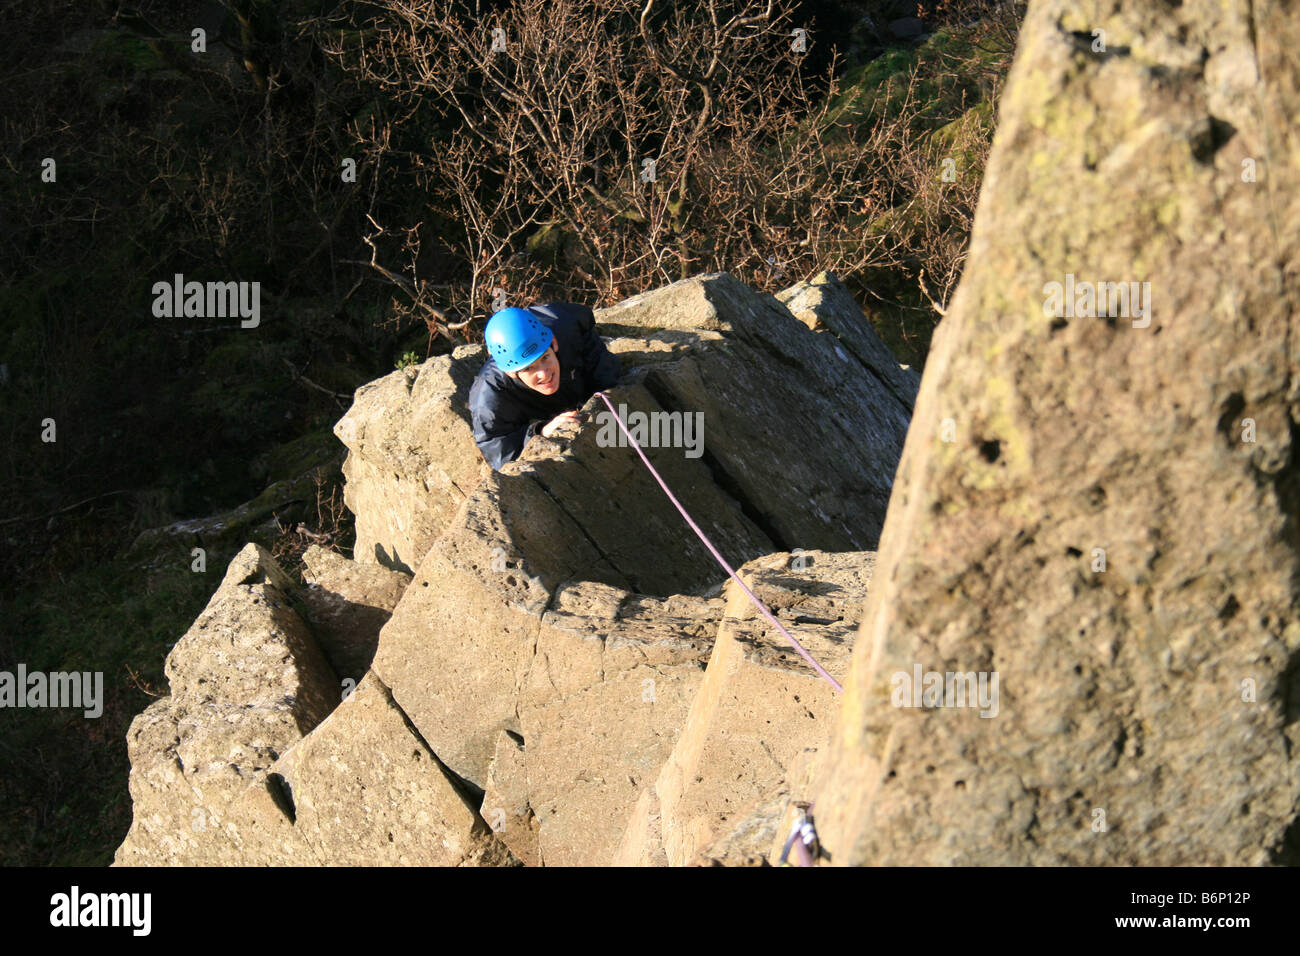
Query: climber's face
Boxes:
[{"xmin": 510, "ymin": 342, "xmax": 561, "ymax": 395}]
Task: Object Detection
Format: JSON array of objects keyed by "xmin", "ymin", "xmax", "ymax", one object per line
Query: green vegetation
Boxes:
[{"xmin": 816, "ymin": 21, "xmax": 1017, "ymax": 366}]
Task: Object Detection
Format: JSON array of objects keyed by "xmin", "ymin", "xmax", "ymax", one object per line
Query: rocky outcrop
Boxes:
[
  {"xmin": 613, "ymin": 550, "xmax": 868, "ymax": 866},
  {"xmin": 115, "ymin": 544, "xmax": 339, "ymax": 865},
  {"xmin": 117, "ymin": 271, "xmax": 902, "ymax": 865},
  {"xmin": 258, "ymin": 671, "xmax": 516, "ymax": 866},
  {"xmin": 335, "ymin": 272, "xmax": 915, "ymax": 576},
  {"xmin": 332, "ymin": 347, "xmax": 485, "ymax": 574},
  {"xmin": 596, "ymin": 273, "xmax": 911, "ymax": 554},
  {"xmin": 491, "ymin": 581, "xmax": 723, "ymax": 866},
  {"xmin": 808, "ymin": 0, "xmax": 1300, "ymax": 865},
  {"xmin": 368, "ymin": 401, "xmax": 766, "ymax": 788},
  {"xmin": 349, "ymin": 272, "xmax": 911, "ymax": 851},
  {"xmin": 115, "ymin": 543, "xmax": 515, "ymax": 866},
  {"xmin": 776, "ymin": 270, "xmax": 920, "ymax": 412}
]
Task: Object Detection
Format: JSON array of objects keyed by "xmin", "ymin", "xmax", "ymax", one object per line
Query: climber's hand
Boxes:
[{"xmin": 540, "ymin": 410, "xmax": 580, "ymax": 438}]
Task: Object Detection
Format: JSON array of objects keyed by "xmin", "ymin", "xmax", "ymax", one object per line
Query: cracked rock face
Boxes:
[
  {"xmin": 114, "ymin": 545, "xmax": 516, "ymax": 867},
  {"xmin": 612, "ymin": 551, "xmax": 870, "ymax": 867},
  {"xmin": 510, "ymin": 582, "xmax": 726, "ymax": 866},
  {"xmin": 776, "ymin": 270, "xmax": 921, "ymax": 414},
  {"xmin": 116, "ymin": 272, "xmax": 906, "ymax": 865},
  {"xmin": 334, "ymin": 272, "xmax": 915, "ymax": 576},
  {"xmin": 809, "ymin": 0, "xmax": 1300, "ymax": 865},
  {"xmin": 114, "ymin": 545, "xmax": 339, "ymax": 865},
  {"xmin": 332, "ymin": 346, "xmax": 485, "ymax": 575},
  {"xmin": 298, "ymin": 544, "xmax": 410, "ymax": 683},
  {"xmin": 367, "ymin": 272, "xmax": 911, "ymax": 794}
]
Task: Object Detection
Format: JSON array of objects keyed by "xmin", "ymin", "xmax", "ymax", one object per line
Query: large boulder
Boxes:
[
  {"xmin": 614, "ymin": 550, "xmax": 868, "ymax": 866},
  {"xmin": 368, "ymin": 359, "xmax": 787, "ymax": 788},
  {"xmin": 334, "ymin": 273, "xmax": 915, "ymax": 575},
  {"xmin": 114, "ymin": 544, "xmax": 338, "ymax": 865},
  {"xmin": 114, "ymin": 543, "xmax": 513, "ymax": 866},
  {"xmin": 507, "ymin": 581, "xmax": 723, "ymax": 866},
  {"xmin": 368, "ymin": 437, "xmax": 757, "ymax": 787},
  {"xmin": 595, "ymin": 273, "xmax": 912, "ymax": 552},
  {"xmin": 251, "ymin": 672, "xmax": 517, "ymax": 866},
  {"xmin": 332, "ymin": 345, "xmax": 484, "ymax": 573},
  {"xmin": 364, "ymin": 273, "xmax": 910, "ymax": 858},
  {"xmin": 809, "ymin": 0, "xmax": 1300, "ymax": 865}
]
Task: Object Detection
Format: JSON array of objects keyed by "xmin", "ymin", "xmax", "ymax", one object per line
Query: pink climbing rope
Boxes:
[{"xmin": 593, "ymin": 391, "xmax": 843, "ymax": 694}]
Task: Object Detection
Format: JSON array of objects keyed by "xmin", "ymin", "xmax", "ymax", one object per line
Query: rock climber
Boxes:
[{"xmin": 469, "ymin": 302, "xmax": 623, "ymax": 470}]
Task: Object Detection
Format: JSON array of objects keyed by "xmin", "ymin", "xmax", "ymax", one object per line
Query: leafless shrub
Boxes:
[
  {"xmin": 312, "ymin": 0, "xmax": 931, "ymax": 317},
  {"xmin": 269, "ymin": 468, "xmax": 353, "ymax": 576}
]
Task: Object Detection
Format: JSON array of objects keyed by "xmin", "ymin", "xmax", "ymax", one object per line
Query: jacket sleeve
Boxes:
[
  {"xmin": 470, "ymin": 377, "xmax": 542, "ymax": 471},
  {"xmin": 571, "ymin": 303, "xmax": 623, "ymax": 391},
  {"xmin": 476, "ymin": 420, "xmax": 541, "ymax": 471}
]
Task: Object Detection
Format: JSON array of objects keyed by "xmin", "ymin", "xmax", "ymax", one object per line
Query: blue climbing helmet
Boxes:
[{"xmin": 484, "ymin": 306, "xmax": 554, "ymax": 372}]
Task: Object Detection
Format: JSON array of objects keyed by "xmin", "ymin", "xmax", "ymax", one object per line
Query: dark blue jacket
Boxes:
[{"xmin": 469, "ymin": 302, "xmax": 623, "ymax": 470}]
